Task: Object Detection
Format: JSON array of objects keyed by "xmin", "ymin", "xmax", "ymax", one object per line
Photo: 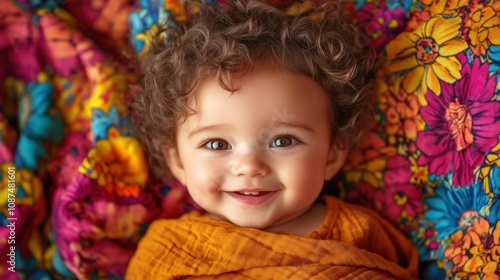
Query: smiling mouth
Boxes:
[
  {"xmin": 227, "ymin": 191, "xmax": 277, "ymax": 205},
  {"xmin": 236, "ymin": 191, "xmax": 271, "ymax": 196}
]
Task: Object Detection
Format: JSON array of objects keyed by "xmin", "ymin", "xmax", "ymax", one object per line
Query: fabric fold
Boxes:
[{"xmin": 126, "ymin": 196, "xmax": 419, "ymax": 279}]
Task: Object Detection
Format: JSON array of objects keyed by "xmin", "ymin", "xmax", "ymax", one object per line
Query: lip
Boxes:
[{"xmin": 226, "ymin": 190, "xmax": 278, "ymax": 205}]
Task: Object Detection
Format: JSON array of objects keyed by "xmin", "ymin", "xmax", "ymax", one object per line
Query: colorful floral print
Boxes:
[
  {"xmin": 466, "ymin": 2, "xmax": 500, "ymax": 57},
  {"xmin": 78, "ymin": 127, "xmax": 148, "ymax": 197},
  {"xmin": 15, "ymin": 74, "xmax": 64, "ymax": 171},
  {"xmin": 352, "ymin": 2, "xmax": 407, "ymax": 51},
  {"xmin": 345, "ymin": 0, "xmax": 500, "ymax": 278},
  {"xmin": 417, "ymin": 56, "xmax": 500, "ymax": 187},
  {"xmin": 377, "ymin": 155, "xmax": 424, "ymax": 224},
  {"xmin": 1, "ymin": 0, "xmax": 500, "ymax": 279},
  {"xmin": 425, "ymin": 180, "xmax": 489, "ymax": 239},
  {"xmin": 386, "ymin": 15, "xmax": 468, "ymax": 104}
]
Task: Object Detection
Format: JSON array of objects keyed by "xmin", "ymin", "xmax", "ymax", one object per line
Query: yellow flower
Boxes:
[
  {"xmin": 386, "ymin": 16, "xmax": 468, "ymax": 105},
  {"xmin": 419, "ymin": 0, "xmax": 469, "ymax": 16},
  {"xmin": 409, "ymin": 156, "xmax": 429, "ymax": 184},
  {"xmin": 461, "ymin": 219, "xmax": 500, "ymax": 279},
  {"xmin": 480, "ymin": 143, "xmax": 500, "ymax": 196},
  {"xmin": 135, "ymin": 25, "xmax": 160, "ymax": 54},
  {"xmin": 0, "ymin": 165, "xmax": 44, "ymax": 222},
  {"xmin": 78, "ymin": 127, "xmax": 148, "ymax": 197},
  {"xmin": 86, "ymin": 63, "xmax": 127, "ymax": 116},
  {"xmin": 0, "ymin": 166, "xmax": 43, "ymax": 205},
  {"xmin": 467, "ymin": 2, "xmax": 500, "ymax": 56},
  {"xmin": 480, "ymin": 221, "xmax": 500, "ymax": 280}
]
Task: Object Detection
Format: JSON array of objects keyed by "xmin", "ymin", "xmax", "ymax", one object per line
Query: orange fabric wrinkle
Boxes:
[{"xmin": 126, "ymin": 195, "xmax": 419, "ymax": 279}]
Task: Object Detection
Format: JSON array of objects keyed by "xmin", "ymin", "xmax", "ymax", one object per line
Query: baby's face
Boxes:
[{"xmin": 165, "ymin": 66, "xmax": 346, "ymax": 229}]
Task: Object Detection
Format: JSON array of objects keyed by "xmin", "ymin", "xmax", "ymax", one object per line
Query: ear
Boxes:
[
  {"xmin": 162, "ymin": 145, "xmax": 187, "ymax": 186},
  {"xmin": 324, "ymin": 143, "xmax": 348, "ymax": 181}
]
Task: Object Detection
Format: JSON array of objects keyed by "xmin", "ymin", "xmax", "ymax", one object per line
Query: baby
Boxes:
[{"xmin": 126, "ymin": 1, "xmax": 419, "ymax": 279}]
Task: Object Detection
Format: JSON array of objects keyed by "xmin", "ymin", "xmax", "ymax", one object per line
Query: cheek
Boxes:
[
  {"xmin": 184, "ymin": 156, "xmax": 225, "ymax": 193},
  {"xmin": 183, "ymin": 159, "xmax": 225, "ymax": 211},
  {"xmin": 276, "ymin": 152, "xmax": 327, "ymax": 192}
]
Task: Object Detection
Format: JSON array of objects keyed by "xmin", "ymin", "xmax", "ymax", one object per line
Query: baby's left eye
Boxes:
[{"xmin": 270, "ymin": 136, "xmax": 298, "ymax": 148}]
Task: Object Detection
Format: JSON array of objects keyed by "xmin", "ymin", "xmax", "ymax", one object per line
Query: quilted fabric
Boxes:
[{"xmin": 0, "ymin": 0, "xmax": 499, "ymax": 279}]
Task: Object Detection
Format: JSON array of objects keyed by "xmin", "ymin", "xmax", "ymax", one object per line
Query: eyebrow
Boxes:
[
  {"xmin": 187, "ymin": 122, "xmax": 315, "ymax": 139},
  {"xmin": 271, "ymin": 121, "xmax": 315, "ymax": 133},
  {"xmin": 187, "ymin": 124, "xmax": 232, "ymax": 139}
]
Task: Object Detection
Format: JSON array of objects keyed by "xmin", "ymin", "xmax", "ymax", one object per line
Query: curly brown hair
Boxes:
[{"xmin": 129, "ymin": 0, "xmax": 374, "ymax": 180}]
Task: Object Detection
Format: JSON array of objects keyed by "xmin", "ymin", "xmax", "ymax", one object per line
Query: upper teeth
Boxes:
[{"xmin": 241, "ymin": 192, "xmax": 260, "ymax": 195}]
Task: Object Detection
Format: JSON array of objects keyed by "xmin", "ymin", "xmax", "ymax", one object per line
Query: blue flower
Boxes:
[
  {"xmin": 52, "ymin": 245, "xmax": 77, "ymax": 278},
  {"xmin": 425, "ymin": 178, "xmax": 489, "ymax": 239},
  {"xmin": 129, "ymin": 8, "xmax": 155, "ymax": 38},
  {"xmin": 128, "ymin": 0, "xmax": 178, "ymax": 53},
  {"xmin": 15, "ymin": 80, "xmax": 64, "ymax": 171},
  {"xmin": 489, "ymin": 198, "xmax": 500, "ymax": 225},
  {"xmin": 386, "ymin": 0, "xmax": 413, "ymax": 12},
  {"xmin": 488, "ymin": 163, "xmax": 500, "ymax": 195},
  {"xmin": 488, "ymin": 45, "xmax": 500, "ymax": 71},
  {"xmin": 484, "ymin": 161, "xmax": 500, "ymax": 224},
  {"xmin": 489, "ymin": 45, "xmax": 500, "ymax": 98},
  {"xmin": 91, "ymin": 105, "xmax": 131, "ymax": 142}
]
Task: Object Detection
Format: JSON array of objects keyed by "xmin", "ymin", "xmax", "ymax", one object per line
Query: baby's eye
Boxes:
[
  {"xmin": 204, "ymin": 139, "xmax": 232, "ymax": 150},
  {"xmin": 270, "ymin": 136, "xmax": 298, "ymax": 148}
]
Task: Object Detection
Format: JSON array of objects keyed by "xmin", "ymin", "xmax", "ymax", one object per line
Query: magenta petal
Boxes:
[
  {"xmin": 384, "ymin": 171, "xmax": 409, "ymax": 185},
  {"xmin": 384, "ymin": 155, "xmax": 412, "ymax": 184},
  {"xmin": 406, "ymin": 186, "xmax": 422, "ymax": 199},
  {"xmin": 405, "ymin": 205, "xmax": 416, "ymax": 217},
  {"xmin": 440, "ymin": 81, "xmax": 458, "ymax": 104},
  {"xmin": 473, "ymin": 129, "xmax": 500, "ymax": 151},
  {"xmin": 469, "ymin": 100, "xmax": 500, "ymax": 121},
  {"xmin": 466, "ymin": 59, "xmax": 497, "ymax": 102},
  {"xmin": 405, "ymin": 199, "xmax": 423, "ymax": 218},
  {"xmin": 471, "ymin": 103, "xmax": 500, "ymax": 149},
  {"xmin": 428, "ymin": 152, "xmax": 453, "ymax": 176},
  {"xmin": 418, "ymin": 154, "xmax": 431, "ymax": 166},
  {"xmin": 453, "ymin": 171, "xmax": 472, "ymax": 188},
  {"xmin": 457, "ymin": 52, "xmax": 468, "ymax": 65},
  {"xmin": 420, "ymin": 104, "xmax": 446, "ymax": 128},
  {"xmin": 417, "ymin": 57, "xmax": 500, "ymax": 186},
  {"xmin": 461, "ymin": 144, "xmax": 485, "ymax": 168},
  {"xmin": 452, "ymin": 155, "xmax": 474, "ymax": 187},
  {"xmin": 416, "ymin": 130, "xmax": 452, "ymax": 175},
  {"xmin": 421, "ymin": 94, "xmax": 448, "ymax": 126},
  {"xmin": 416, "ymin": 130, "xmax": 453, "ymax": 156}
]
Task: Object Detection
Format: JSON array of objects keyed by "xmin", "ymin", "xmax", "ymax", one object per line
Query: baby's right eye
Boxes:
[{"xmin": 204, "ymin": 139, "xmax": 232, "ymax": 150}]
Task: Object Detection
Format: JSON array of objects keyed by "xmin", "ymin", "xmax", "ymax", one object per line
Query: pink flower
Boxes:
[
  {"xmin": 51, "ymin": 132, "xmax": 91, "ymax": 189},
  {"xmin": 353, "ymin": 3, "xmax": 406, "ymax": 51},
  {"xmin": 417, "ymin": 56, "xmax": 500, "ymax": 187},
  {"xmin": 39, "ymin": 14, "xmax": 105, "ymax": 77},
  {"xmin": 376, "ymin": 155, "xmax": 423, "ymax": 222}
]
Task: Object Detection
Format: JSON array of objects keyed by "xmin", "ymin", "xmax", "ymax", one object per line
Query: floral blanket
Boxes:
[{"xmin": 0, "ymin": 0, "xmax": 499, "ymax": 279}]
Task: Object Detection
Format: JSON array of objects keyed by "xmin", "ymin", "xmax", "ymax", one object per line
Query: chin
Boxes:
[{"xmin": 228, "ymin": 218, "xmax": 272, "ymax": 230}]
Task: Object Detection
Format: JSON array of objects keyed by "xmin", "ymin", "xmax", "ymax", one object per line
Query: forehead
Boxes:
[{"xmin": 183, "ymin": 66, "xmax": 332, "ymax": 131}]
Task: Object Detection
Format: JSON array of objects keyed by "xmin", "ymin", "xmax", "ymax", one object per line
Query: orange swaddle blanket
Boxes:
[{"xmin": 126, "ymin": 196, "xmax": 419, "ymax": 279}]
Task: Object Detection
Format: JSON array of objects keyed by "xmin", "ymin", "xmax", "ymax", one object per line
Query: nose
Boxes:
[{"xmin": 231, "ymin": 150, "xmax": 270, "ymax": 177}]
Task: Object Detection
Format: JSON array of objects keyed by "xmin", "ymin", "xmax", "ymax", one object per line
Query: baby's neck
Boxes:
[{"xmin": 264, "ymin": 202, "xmax": 327, "ymax": 236}]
